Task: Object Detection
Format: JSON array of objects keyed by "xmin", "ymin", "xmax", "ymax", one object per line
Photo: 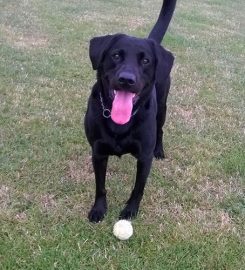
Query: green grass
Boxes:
[{"xmin": 0, "ymin": 0, "xmax": 244, "ymax": 269}]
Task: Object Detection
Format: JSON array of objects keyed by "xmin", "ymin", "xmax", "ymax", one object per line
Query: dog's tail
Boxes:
[{"xmin": 148, "ymin": 0, "xmax": 177, "ymax": 44}]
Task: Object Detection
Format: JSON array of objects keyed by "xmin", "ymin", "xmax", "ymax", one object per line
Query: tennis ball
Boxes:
[{"xmin": 113, "ymin": 220, "xmax": 133, "ymax": 240}]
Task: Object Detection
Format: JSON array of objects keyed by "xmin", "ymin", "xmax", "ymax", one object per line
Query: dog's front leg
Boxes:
[
  {"xmin": 120, "ymin": 157, "xmax": 153, "ymax": 220},
  {"xmin": 88, "ymin": 155, "xmax": 108, "ymax": 223}
]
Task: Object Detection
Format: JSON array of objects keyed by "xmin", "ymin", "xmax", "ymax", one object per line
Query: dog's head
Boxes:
[{"xmin": 89, "ymin": 34, "xmax": 174, "ymax": 125}]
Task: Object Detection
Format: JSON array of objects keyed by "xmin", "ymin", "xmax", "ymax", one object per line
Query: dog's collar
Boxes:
[{"xmin": 99, "ymin": 92, "xmax": 139, "ymax": 119}]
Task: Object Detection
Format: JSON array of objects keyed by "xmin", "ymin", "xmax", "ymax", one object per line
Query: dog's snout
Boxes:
[{"xmin": 118, "ymin": 72, "xmax": 136, "ymax": 86}]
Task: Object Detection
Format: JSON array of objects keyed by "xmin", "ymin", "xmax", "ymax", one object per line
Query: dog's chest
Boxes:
[
  {"xmin": 115, "ymin": 135, "xmax": 140, "ymax": 156},
  {"xmin": 95, "ymin": 132, "xmax": 141, "ymax": 158}
]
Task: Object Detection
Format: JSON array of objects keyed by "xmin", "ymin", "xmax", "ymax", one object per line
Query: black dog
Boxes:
[{"xmin": 85, "ymin": 0, "xmax": 177, "ymax": 223}]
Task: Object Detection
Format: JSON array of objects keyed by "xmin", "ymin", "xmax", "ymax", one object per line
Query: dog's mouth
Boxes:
[{"xmin": 110, "ymin": 90, "xmax": 139, "ymax": 125}]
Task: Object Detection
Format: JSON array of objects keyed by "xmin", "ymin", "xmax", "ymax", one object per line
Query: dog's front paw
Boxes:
[
  {"xmin": 88, "ymin": 200, "xmax": 107, "ymax": 223},
  {"xmin": 119, "ymin": 203, "xmax": 139, "ymax": 220},
  {"xmin": 88, "ymin": 207, "xmax": 106, "ymax": 223}
]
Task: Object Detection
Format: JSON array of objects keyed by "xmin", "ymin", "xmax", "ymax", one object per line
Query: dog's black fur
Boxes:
[{"xmin": 85, "ymin": 0, "xmax": 177, "ymax": 223}]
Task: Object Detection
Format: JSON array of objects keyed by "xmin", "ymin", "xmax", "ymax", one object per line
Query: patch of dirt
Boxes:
[
  {"xmin": 66, "ymin": 154, "xmax": 94, "ymax": 183},
  {"xmin": 170, "ymin": 102, "xmax": 207, "ymax": 132},
  {"xmin": 146, "ymin": 197, "xmax": 235, "ymax": 233},
  {"xmin": 15, "ymin": 212, "xmax": 28, "ymax": 222},
  {"xmin": 78, "ymin": 12, "xmax": 148, "ymax": 31},
  {"xmin": 196, "ymin": 178, "xmax": 243, "ymax": 203},
  {"xmin": 65, "ymin": 154, "xmax": 122, "ymax": 183},
  {"xmin": 173, "ymin": 106, "xmax": 196, "ymax": 127},
  {"xmin": 14, "ymin": 36, "xmax": 48, "ymax": 49},
  {"xmin": 0, "ymin": 185, "xmax": 10, "ymax": 209},
  {"xmin": 0, "ymin": 24, "xmax": 48, "ymax": 49},
  {"xmin": 40, "ymin": 194, "xmax": 57, "ymax": 210}
]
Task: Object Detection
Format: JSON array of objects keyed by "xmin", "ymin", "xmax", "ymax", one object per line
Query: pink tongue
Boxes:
[{"xmin": 111, "ymin": 91, "xmax": 135, "ymax": 125}]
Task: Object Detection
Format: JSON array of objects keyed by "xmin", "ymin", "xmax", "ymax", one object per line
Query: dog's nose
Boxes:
[{"xmin": 118, "ymin": 72, "xmax": 136, "ymax": 86}]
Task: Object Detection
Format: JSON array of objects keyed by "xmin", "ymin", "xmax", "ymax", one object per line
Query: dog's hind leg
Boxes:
[
  {"xmin": 154, "ymin": 104, "xmax": 167, "ymax": 159},
  {"xmin": 154, "ymin": 77, "xmax": 170, "ymax": 159}
]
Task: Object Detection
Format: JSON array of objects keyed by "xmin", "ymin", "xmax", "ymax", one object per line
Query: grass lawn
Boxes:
[{"xmin": 0, "ymin": 0, "xmax": 244, "ymax": 269}]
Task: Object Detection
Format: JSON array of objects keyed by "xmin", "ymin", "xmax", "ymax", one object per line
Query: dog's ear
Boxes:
[
  {"xmin": 89, "ymin": 34, "xmax": 124, "ymax": 70},
  {"xmin": 151, "ymin": 41, "xmax": 174, "ymax": 80}
]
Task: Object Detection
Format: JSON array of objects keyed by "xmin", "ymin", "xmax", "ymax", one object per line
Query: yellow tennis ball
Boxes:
[{"xmin": 113, "ymin": 220, "xmax": 133, "ymax": 240}]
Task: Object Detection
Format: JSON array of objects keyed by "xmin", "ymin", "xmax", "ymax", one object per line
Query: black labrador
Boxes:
[{"xmin": 85, "ymin": 0, "xmax": 177, "ymax": 223}]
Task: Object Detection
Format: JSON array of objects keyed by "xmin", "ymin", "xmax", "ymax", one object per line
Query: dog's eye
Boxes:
[
  {"xmin": 112, "ymin": 53, "xmax": 121, "ymax": 61},
  {"xmin": 142, "ymin": 58, "xmax": 150, "ymax": 65}
]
